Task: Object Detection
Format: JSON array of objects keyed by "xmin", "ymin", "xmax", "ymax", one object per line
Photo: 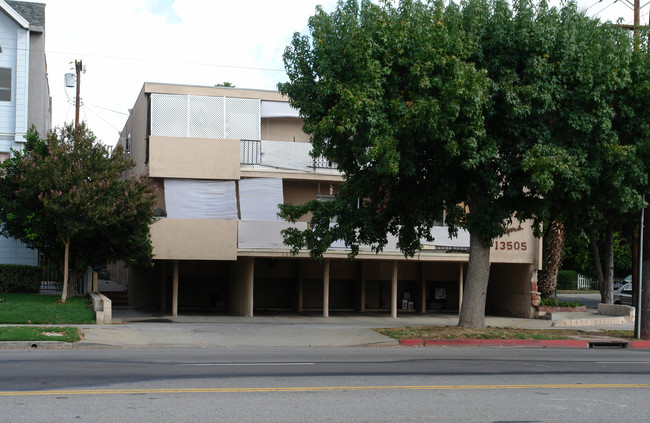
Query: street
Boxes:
[{"xmin": 1, "ymin": 346, "xmax": 649, "ymax": 422}]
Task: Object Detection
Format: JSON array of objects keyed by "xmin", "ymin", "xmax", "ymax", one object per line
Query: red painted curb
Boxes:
[
  {"xmin": 629, "ymin": 341, "xmax": 650, "ymax": 349},
  {"xmin": 398, "ymin": 339, "xmax": 424, "ymax": 346},
  {"xmin": 419, "ymin": 339, "xmax": 589, "ymax": 348}
]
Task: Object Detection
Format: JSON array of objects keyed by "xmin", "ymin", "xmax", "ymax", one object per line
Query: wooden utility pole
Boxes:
[{"xmin": 74, "ymin": 59, "xmax": 83, "ymax": 128}]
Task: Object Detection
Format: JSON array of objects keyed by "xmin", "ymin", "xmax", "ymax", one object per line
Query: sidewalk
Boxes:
[
  {"xmin": 1, "ymin": 306, "xmax": 643, "ymax": 349},
  {"xmin": 16, "ymin": 306, "xmax": 640, "ymax": 349}
]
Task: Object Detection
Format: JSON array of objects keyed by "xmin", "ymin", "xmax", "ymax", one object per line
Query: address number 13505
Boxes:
[{"xmin": 494, "ymin": 241, "xmax": 527, "ymax": 251}]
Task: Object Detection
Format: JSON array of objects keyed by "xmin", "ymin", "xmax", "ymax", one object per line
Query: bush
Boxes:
[
  {"xmin": 557, "ymin": 270, "xmax": 579, "ymax": 290},
  {"xmin": 540, "ymin": 298, "xmax": 583, "ymax": 307},
  {"xmin": 0, "ymin": 265, "xmax": 41, "ymax": 293}
]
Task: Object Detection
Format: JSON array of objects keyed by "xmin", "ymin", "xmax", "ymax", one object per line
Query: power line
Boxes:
[{"xmin": 0, "ymin": 45, "xmax": 286, "ymax": 73}]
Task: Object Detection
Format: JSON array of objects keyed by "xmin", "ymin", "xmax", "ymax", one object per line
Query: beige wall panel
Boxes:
[
  {"xmin": 490, "ymin": 221, "xmax": 540, "ymax": 265},
  {"xmin": 151, "ymin": 219, "xmax": 237, "ymax": 260},
  {"xmin": 120, "ymin": 87, "xmax": 149, "ymax": 178},
  {"xmin": 145, "ymin": 83, "xmax": 288, "ymax": 102},
  {"xmin": 283, "ymin": 181, "xmax": 341, "ymax": 222},
  {"xmin": 261, "ymin": 117, "xmax": 310, "ymax": 143},
  {"xmin": 149, "ymin": 136, "xmax": 240, "ymax": 180}
]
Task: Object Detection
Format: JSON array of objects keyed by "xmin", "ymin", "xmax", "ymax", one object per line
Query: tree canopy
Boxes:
[
  {"xmin": 279, "ymin": 0, "xmax": 649, "ymax": 327},
  {"xmin": 0, "ymin": 124, "xmax": 156, "ymax": 302}
]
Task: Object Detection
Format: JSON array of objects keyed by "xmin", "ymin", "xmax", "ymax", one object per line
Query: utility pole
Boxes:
[{"xmin": 74, "ymin": 59, "xmax": 83, "ymax": 128}]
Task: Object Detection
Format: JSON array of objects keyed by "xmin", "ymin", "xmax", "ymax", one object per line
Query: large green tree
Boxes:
[
  {"xmin": 0, "ymin": 124, "xmax": 156, "ymax": 302},
  {"xmin": 278, "ymin": 0, "xmax": 540, "ymax": 328}
]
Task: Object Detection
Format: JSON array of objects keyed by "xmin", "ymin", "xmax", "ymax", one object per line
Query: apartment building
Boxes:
[
  {"xmin": 117, "ymin": 83, "xmax": 542, "ymax": 318},
  {"xmin": 0, "ymin": 1, "xmax": 50, "ymax": 265}
]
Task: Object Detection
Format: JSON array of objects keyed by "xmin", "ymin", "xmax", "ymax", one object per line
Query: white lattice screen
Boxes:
[
  {"xmin": 150, "ymin": 94, "xmax": 188, "ymax": 137},
  {"xmin": 225, "ymin": 97, "xmax": 261, "ymax": 140},
  {"xmin": 150, "ymin": 93, "xmax": 260, "ymax": 140}
]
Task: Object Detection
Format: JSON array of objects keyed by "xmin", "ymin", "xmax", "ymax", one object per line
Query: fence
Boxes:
[
  {"xmin": 576, "ymin": 274, "xmax": 625, "ymax": 290},
  {"xmin": 39, "ymin": 254, "xmax": 84, "ymax": 294}
]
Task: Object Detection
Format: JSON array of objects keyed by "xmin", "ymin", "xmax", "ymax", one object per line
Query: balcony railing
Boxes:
[
  {"xmin": 312, "ymin": 155, "xmax": 337, "ymax": 171},
  {"xmin": 241, "ymin": 139, "xmax": 262, "ymax": 165}
]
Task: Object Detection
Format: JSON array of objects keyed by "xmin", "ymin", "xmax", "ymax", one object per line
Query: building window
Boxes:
[{"xmin": 0, "ymin": 68, "xmax": 11, "ymax": 102}]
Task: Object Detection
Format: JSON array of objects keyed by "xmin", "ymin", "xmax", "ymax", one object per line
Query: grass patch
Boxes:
[
  {"xmin": 374, "ymin": 326, "xmax": 635, "ymax": 340},
  {"xmin": 0, "ymin": 326, "xmax": 81, "ymax": 342},
  {"xmin": 0, "ymin": 293, "xmax": 95, "ymax": 324}
]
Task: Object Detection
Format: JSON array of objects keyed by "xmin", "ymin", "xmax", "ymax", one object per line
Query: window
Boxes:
[{"xmin": 0, "ymin": 68, "xmax": 11, "ymax": 102}]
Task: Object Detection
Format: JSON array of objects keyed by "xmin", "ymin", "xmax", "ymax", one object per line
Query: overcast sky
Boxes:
[{"xmin": 37, "ymin": 0, "xmax": 645, "ymax": 146}]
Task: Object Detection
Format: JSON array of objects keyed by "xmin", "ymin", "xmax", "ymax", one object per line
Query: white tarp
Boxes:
[
  {"xmin": 164, "ymin": 179, "xmax": 238, "ymax": 220},
  {"xmin": 261, "ymin": 101, "xmax": 300, "ymax": 118},
  {"xmin": 260, "ymin": 140, "xmax": 314, "ymax": 171},
  {"xmin": 238, "ymin": 178, "xmax": 284, "ymax": 221}
]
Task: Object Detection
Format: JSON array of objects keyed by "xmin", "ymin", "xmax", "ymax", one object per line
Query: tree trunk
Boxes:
[
  {"xmin": 458, "ymin": 231, "xmax": 491, "ymax": 328},
  {"xmin": 61, "ymin": 239, "xmax": 71, "ymax": 303},
  {"xmin": 600, "ymin": 222, "xmax": 615, "ymax": 304},
  {"xmin": 539, "ymin": 220, "xmax": 564, "ymax": 299},
  {"xmin": 588, "ymin": 225, "xmax": 604, "ymax": 293}
]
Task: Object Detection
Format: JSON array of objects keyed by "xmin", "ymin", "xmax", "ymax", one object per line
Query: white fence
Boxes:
[
  {"xmin": 576, "ymin": 274, "xmax": 624, "ymax": 290},
  {"xmin": 577, "ymin": 274, "xmax": 594, "ymax": 289}
]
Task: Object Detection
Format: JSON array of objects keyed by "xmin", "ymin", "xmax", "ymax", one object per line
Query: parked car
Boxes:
[
  {"xmin": 614, "ymin": 282, "xmax": 633, "ymax": 306},
  {"xmin": 614, "ymin": 274, "xmax": 632, "ymax": 290}
]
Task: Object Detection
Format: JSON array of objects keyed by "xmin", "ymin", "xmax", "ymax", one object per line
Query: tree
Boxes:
[
  {"xmin": 279, "ymin": 0, "xmax": 550, "ymax": 328},
  {"xmin": 0, "ymin": 124, "xmax": 156, "ymax": 302},
  {"xmin": 519, "ymin": 4, "xmax": 644, "ymax": 303}
]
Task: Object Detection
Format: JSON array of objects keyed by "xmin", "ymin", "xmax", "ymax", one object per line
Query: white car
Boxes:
[
  {"xmin": 614, "ymin": 274, "xmax": 632, "ymax": 290},
  {"xmin": 613, "ymin": 282, "xmax": 633, "ymax": 306}
]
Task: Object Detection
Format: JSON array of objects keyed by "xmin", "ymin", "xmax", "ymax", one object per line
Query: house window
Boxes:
[{"xmin": 0, "ymin": 68, "xmax": 11, "ymax": 102}]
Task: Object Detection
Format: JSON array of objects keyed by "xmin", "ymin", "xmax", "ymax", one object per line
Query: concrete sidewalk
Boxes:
[
  {"xmin": 73, "ymin": 307, "xmax": 636, "ymax": 349},
  {"xmin": 0, "ymin": 307, "xmax": 638, "ymax": 349}
]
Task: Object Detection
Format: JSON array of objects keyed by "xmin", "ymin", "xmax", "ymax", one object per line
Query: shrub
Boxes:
[
  {"xmin": 540, "ymin": 298, "xmax": 583, "ymax": 307},
  {"xmin": 0, "ymin": 265, "xmax": 41, "ymax": 293},
  {"xmin": 557, "ymin": 270, "xmax": 579, "ymax": 290}
]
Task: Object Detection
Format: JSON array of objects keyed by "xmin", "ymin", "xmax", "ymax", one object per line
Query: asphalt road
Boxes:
[
  {"xmin": 557, "ymin": 292, "xmax": 601, "ymax": 308},
  {"xmin": 1, "ymin": 346, "xmax": 650, "ymax": 422}
]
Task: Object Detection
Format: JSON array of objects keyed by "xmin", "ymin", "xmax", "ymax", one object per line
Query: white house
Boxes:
[{"xmin": 0, "ymin": 0, "xmax": 50, "ymax": 265}]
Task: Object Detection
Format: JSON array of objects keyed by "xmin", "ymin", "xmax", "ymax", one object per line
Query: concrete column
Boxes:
[
  {"xmin": 246, "ymin": 258, "xmax": 254, "ymax": 317},
  {"xmin": 360, "ymin": 261, "xmax": 366, "ymax": 313},
  {"xmin": 391, "ymin": 261, "xmax": 398, "ymax": 318},
  {"xmin": 160, "ymin": 261, "xmax": 167, "ymax": 311},
  {"xmin": 420, "ymin": 263, "xmax": 426, "ymax": 313},
  {"xmin": 298, "ymin": 260, "xmax": 304, "ymax": 312},
  {"xmin": 458, "ymin": 263, "xmax": 464, "ymax": 316},
  {"xmin": 323, "ymin": 259, "xmax": 330, "ymax": 317},
  {"xmin": 172, "ymin": 260, "xmax": 179, "ymax": 317}
]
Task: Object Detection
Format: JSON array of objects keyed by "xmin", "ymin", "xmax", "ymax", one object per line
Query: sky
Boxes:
[{"xmin": 33, "ymin": 0, "xmax": 649, "ymax": 146}]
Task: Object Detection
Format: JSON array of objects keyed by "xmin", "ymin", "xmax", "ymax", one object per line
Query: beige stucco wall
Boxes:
[
  {"xmin": 144, "ymin": 83, "xmax": 287, "ymax": 102},
  {"xmin": 283, "ymin": 180, "xmax": 341, "ymax": 222},
  {"xmin": 229, "ymin": 257, "xmax": 254, "ymax": 316},
  {"xmin": 149, "ymin": 136, "xmax": 240, "ymax": 180},
  {"xmin": 119, "ymin": 86, "xmax": 149, "ymax": 178},
  {"xmin": 151, "ymin": 218, "xmax": 237, "ymax": 260},
  {"xmin": 261, "ymin": 117, "xmax": 309, "ymax": 143},
  {"xmin": 490, "ymin": 221, "xmax": 542, "ymax": 267}
]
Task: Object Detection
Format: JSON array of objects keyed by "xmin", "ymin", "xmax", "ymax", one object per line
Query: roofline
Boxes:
[
  {"xmin": 142, "ymin": 82, "xmax": 288, "ymax": 102},
  {"xmin": 0, "ymin": 0, "xmax": 29, "ymax": 29}
]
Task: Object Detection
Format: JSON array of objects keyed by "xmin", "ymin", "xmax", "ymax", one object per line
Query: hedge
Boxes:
[
  {"xmin": 557, "ymin": 270, "xmax": 579, "ymax": 290},
  {"xmin": 0, "ymin": 264, "xmax": 41, "ymax": 293}
]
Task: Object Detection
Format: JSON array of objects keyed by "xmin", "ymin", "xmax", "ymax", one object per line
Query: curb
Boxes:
[{"xmin": 398, "ymin": 339, "xmax": 650, "ymax": 348}]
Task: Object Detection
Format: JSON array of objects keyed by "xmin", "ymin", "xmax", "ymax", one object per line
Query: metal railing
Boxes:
[
  {"xmin": 312, "ymin": 155, "xmax": 337, "ymax": 170},
  {"xmin": 241, "ymin": 139, "xmax": 262, "ymax": 165}
]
